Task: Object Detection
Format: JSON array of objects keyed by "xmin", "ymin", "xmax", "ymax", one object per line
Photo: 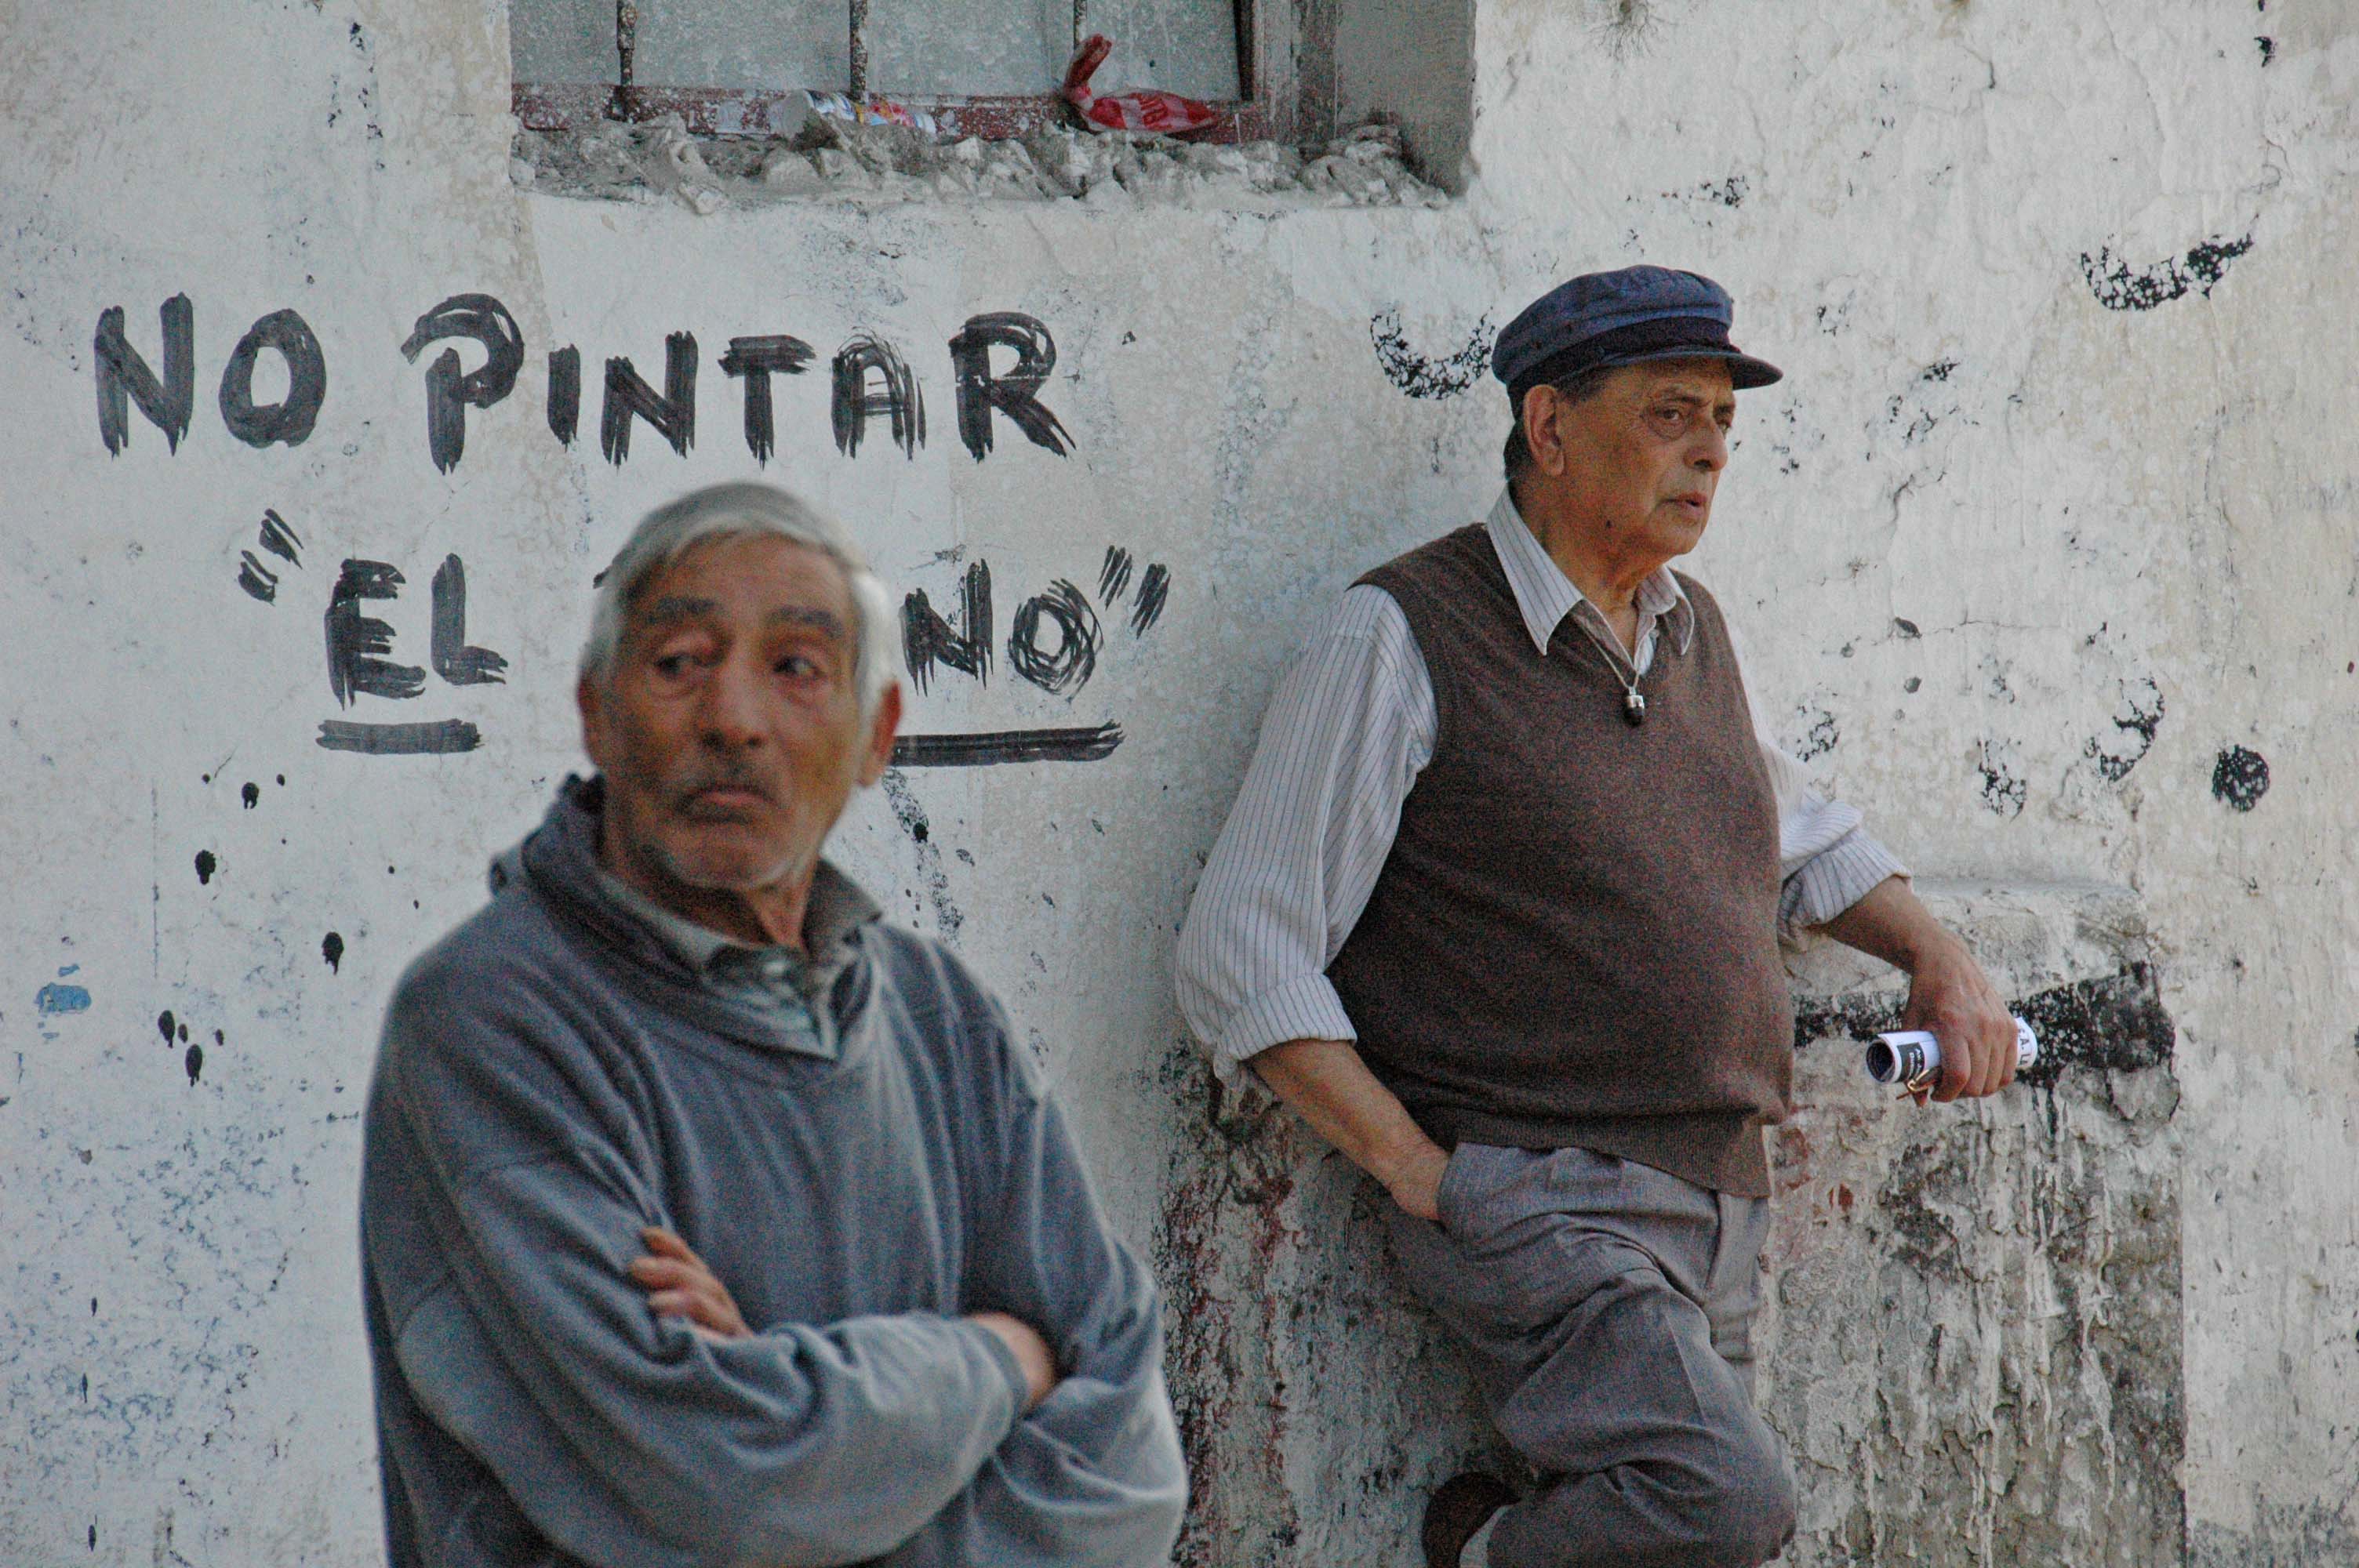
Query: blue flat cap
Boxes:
[{"xmin": 1492, "ymin": 265, "xmax": 1782, "ymax": 408}]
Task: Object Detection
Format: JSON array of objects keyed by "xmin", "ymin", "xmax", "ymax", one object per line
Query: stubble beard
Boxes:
[{"xmin": 642, "ymin": 826, "xmax": 814, "ymax": 898}]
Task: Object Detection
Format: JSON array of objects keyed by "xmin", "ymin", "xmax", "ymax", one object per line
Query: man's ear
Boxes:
[
  {"xmin": 578, "ymin": 672, "xmax": 610, "ymax": 771},
  {"xmin": 1521, "ymin": 383, "xmax": 1568, "ymax": 477},
  {"xmin": 856, "ymin": 681, "xmax": 904, "ymax": 788}
]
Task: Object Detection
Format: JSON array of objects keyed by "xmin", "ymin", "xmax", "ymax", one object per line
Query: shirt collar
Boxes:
[
  {"xmin": 594, "ymin": 857, "xmax": 881, "ymax": 985},
  {"xmin": 1484, "ymin": 488, "xmax": 1695, "ymax": 659}
]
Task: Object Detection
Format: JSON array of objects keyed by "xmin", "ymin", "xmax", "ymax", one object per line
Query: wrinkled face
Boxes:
[
  {"xmin": 1541, "ymin": 357, "xmax": 1737, "ymax": 559},
  {"xmin": 579, "ymin": 534, "xmax": 895, "ymax": 897}
]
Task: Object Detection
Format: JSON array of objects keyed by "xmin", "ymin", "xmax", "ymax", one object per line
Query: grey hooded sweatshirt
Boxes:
[{"xmin": 359, "ymin": 778, "xmax": 1187, "ymax": 1568}]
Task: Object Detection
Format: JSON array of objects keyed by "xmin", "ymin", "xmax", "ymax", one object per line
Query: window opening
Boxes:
[
  {"xmin": 510, "ymin": 0, "xmax": 1473, "ymax": 193},
  {"xmin": 515, "ymin": 0, "xmax": 1257, "ymax": 141}
]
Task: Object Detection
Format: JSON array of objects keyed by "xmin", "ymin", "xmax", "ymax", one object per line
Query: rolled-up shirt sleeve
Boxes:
[{"xmin": 1175, "ymin": 586, "xmax": 1434, "ymax": 1084}]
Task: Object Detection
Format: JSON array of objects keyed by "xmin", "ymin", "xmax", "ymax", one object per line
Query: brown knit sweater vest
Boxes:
[{"xmin": 1328, "ymin": 523, "xmax": 1793, "ymax": 1196}]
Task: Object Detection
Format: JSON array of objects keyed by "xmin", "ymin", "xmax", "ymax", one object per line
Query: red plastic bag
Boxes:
[{"xmin": 1061, "ymin": 34, "xmax": 1222, "ymax": 136}]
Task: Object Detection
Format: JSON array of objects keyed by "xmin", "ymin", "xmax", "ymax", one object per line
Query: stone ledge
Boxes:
[
  {"xmin": 511, "ymin": 116, "xmax": 1450, "ymax": 214},
  {"xmin": 1790, "ymin": 877, "xmax": 2174, "ymax": 1086}
]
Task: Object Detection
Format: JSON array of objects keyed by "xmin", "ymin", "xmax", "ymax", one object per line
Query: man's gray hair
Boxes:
[{"xmin": 580, "ymin": 481, "xmax": 902, "ymax": 717}]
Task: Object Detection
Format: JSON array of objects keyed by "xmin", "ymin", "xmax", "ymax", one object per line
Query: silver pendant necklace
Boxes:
[{"xmin": 1589, "ymin": 636, "xmax": 1647, "ymax": 725}]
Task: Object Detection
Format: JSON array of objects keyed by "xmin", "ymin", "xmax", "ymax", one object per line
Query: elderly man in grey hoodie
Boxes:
[{"xmin": 358, "ymin": 482, "xmax": 1185, "ymax": 1568}]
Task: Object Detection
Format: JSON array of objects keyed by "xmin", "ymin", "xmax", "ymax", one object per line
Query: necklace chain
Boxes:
[{"xmin": 1585, "ymin": 628, "xmax": 1648, "ymax": 726}]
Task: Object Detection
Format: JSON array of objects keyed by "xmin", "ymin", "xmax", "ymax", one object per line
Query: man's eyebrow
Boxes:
[
  {"xmin": 766, "ymin": 606, "xmax": 849, "ymax": 638},
  {"xmin": 635, "ymin": 595, "xmax": 721, "ymax": 627}
]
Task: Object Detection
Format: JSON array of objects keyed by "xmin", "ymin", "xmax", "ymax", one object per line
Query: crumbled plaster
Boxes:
[
  {"xmin": 1762, "ymin": 881, "xmax": 2183, "ymax": 1568},
  {"xmin": 513, "ymin": 115, "xmax": 1450, "ymax": 212}
]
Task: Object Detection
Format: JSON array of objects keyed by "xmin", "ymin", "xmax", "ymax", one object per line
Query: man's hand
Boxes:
[
  {"xmin": 1818, "ymin": 876, "xmax": 2018, "ymax": 1104},
  {"xmin": 1900, "ymin": 934, "xmax": 2017, "ymax": 1102},
  {"xmin": 1252, "ymin": 1037, "xmax": 1452, "ymax": 1221},
  {"xmin": 967, "ymin": 1312, "xmax": 1059, "ymax": 1411},
  {"xmin": 631, "ymin": 1227, "xmax": 751, "ymax": 1342},
  {"xmin": 1381, "ymin": 1141, "xmax": 1451, "ymax": 1223}
]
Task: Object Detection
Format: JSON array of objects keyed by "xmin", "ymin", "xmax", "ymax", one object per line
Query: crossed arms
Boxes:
[{"xmin": 365, "ymin": 964, "xmax": 1184, "ymax": 1568}]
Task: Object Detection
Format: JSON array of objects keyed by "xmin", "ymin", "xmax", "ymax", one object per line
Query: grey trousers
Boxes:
[{"xmin": 1385, "ymin": 1144, "xmax": 1798, "ymax": 1568}]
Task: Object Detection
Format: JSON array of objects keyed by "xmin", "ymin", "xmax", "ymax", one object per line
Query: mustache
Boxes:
[{"xmin": 665, "ymin": 763, "xmax": 776, "ymax": 808}]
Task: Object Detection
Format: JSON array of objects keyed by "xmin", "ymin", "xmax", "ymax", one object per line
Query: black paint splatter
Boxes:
[
  {"xmin": 1893, "ymin": 618, "xmax": 1921, "ymax": 638},
  {"xmin": 901, "ymin": 562, "xmax": 993, "ymax": 695},
  {"xmin": 2256, "ymin": 36, "xmax": 2274, "ymax": 65},
  {"xmin": 2079, "ymin": 234, "xmax": 2254, "ymax": 311},
  {"xmin": 1794, "ymin": 962, "xmax": 2172, "ymax": 1087},
  {"xmin": 241, "ymin": 782, "xmax": 260, "ymax": 809},
  {"xmin": 1008, "ymin": 581, "xmax": 1102, "ymax": 696},
  {"xmin": 2011, "ymin": 964, "xmax": 2176, "ymax": 1085},
  {"xmin": 156, "ymin": 1010, "xmax": 175, "ymax": 1046},
  {"xmin": 316, "ymin": 719, "xmax": 482, "ymax": 755},
  {"xmin": 1669, "ymin": 174, "xmax": 1747, "ymax": 207},
  {"xmin": 1793, "ymin": 708, "xmax": 1837, "ymax": 762},
  {"xmin": 194, "ymin": 850, "xmax": 218, "ymax": 885},
  {"xmin": 947, "ymin": 313, "xmax": 1072, "ymax": 461},
  {"xmin": 1369, "ymin": 307, "xmax": 1496, "ymax": 400},
  {"xmin": 889, "ymin": 724, "xmax": 1125, "ymax": 767},
  {"xmin": 322, "ymin": 931, "xmax": 345, "ymax": 973},
  {"xmin": 1976, "ymin": 741, "xmax": 2026, "ymax": 816},
  {"xmin": 880, "ymin": 769, "xmax": 963, "ymax": 942},
  {"xmin": 184, "ymin": 1040, "xmax": 203, "ymax": 1085},
  {"xmin": 2212, "ymin": 745, "xmax": 2269, "ymax": 811},
  {"xmin": 2088, "ymin": 677, "xmax": 2165, "ymax": 782}
]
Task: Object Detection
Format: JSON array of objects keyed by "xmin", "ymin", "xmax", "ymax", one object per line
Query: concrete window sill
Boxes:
[{"xmin": 510, "ymin": 116, "xmax": 1452, "ymax": 214}]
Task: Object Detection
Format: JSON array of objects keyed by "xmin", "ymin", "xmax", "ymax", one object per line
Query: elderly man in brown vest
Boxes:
[{"xmin": 1175, "ymin": 267, "xmax": 2019, "ymax": 1568}]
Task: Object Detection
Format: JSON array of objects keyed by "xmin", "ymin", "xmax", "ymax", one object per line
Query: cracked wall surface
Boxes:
[{"xmin": 4, "ymin": 2, "xmax": 2358, "ymax": 1564}]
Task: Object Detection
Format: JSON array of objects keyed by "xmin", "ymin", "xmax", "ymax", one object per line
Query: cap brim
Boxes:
[{"xmin": 1604, "ymin": 344, "xmax": 1783, "ymax": 390}]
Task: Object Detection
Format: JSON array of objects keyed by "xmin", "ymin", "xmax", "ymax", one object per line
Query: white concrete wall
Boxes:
[{"xmin": 2, "ymin": 2, "xmax": 2355, "ymax": 1564}]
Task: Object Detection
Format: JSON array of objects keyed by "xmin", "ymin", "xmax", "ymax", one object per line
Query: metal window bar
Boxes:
[
  {"xmin": 514, "ymin": 0, "xmax": 1274, "ymax": 141},
  {"xmin": 610, "ymin": 2, "xmax": 639, "ymax": 118}
]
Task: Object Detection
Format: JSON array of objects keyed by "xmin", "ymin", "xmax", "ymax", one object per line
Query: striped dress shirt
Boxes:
[{"xmin": 1176, "ymin": 488, "xmax": 1907, "ymax": 1087}]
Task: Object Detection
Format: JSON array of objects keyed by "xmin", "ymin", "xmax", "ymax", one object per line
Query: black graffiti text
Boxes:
[{"xmin": 95, "ymin": 292, "xmax": 1073, "ymax": 470}]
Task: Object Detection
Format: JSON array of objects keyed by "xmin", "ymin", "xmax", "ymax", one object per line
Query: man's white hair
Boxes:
[{"xmin": 580, "ymin": 481, "xmax": 902, "ymax": 718}]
